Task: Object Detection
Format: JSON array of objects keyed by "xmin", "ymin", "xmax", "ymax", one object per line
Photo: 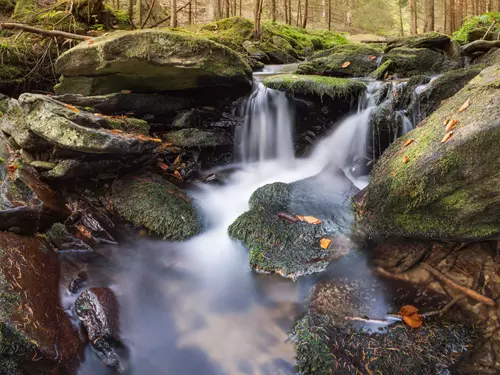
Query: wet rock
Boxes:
[
  {"xmin": 373, "ymin": 238, "xmax": 430, "ymax": 273},
  {"xmin": 54, "ymin": 29, "xmax": 252, "ymax": 96},
  {"xmin": 164, "ymin": 128, "xmax": 233, "ymax": 148},
  {"xmin": 296, "ymin": 44, "xmax": 382, "ymax": 78},
  {"xmin": 355, "ymin": 65, "xmax": 500, "ymax": 240},
  {"xmin": 473, "ymin": 47, "xmax": 500, "ymax": 66},
  {"xmin": 111, "ymin": 171, "xmax": 201, "ymax": 240},
  {"xmin": 47, "ymin": 223, "xmax": 94, "ymax": 252},
  {"xmin": 75, "ymin": 288, "xmax": 121, "ymax": 368},
  {"xmin": 385, "ymin": 32, "xmax": 451, "ymax": 53},
  {"xmin": 242, "ymin": 40, "xmax": 270, "ymax": 64},
  {"xmin": 172, "ymin": 109, "xmax": 202, "ymax": 129},
  {"xmin": 465, "ymin": 27, "xmax": 496, "ymax": 43},
  {"xmin": 0, "ymin": 232, "xmax": 82, "ymax": 374}
]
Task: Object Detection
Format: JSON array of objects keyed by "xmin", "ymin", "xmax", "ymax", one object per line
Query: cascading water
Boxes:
[{"xmin": 77, "ymin": 68, "xmax": 382, "ymax": 375}]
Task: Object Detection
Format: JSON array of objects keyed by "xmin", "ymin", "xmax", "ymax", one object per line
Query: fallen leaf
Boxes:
[
  {"xmin": 296, "ymin": 215, "xmax": 304, "ymax": 221},
  {"xmin": 386, "ymin": 74, "xmax": 393, "ymax": 80},
  {"xmin": 121, "ymin": 89, "xmax": 132, "ymax": 94},
  {"xmin": 443, "ymin": 118, "xmax": 450, "ymax": 126},
  {"xmin": 403, "ymin": 155, "xmax": 409, "ymax": 164},
  {"xmin": 159, "ymin": 162, "xmax": 169, "ymax": 171},
  {"xmin": 88, "ymin": 40, "xmax": 94, "ymax": 45},
  {"xmin": 7, "ymin": 164, "xmax": 17, "ymax": 172},
  {"xmin": 320, "ymin": 238, "xmax": 332, "ymax": 249},
  {"xmin": 303, "ymin": 216, "xmax": 322, "ymax": 224},
  {"xmin": 399, "ymin": 305, "xmax": 419, "ymax": 316},
  {"xmin": 445, "ymin": 119, "xmax": 458, "ymax": 132},
  {"xmin": 341, "ymin": 61, "xmax": 351, "ymax": 68},
  {"xmin": 277, "ymin": 212, "xmax": 299, "ymax": 223},
  {"xmin": 111, "ymin": 129, "xmax": 122, "ymax": 133},
  {"xmin": 441, "ymin": 131, "xmax": 453, "ymax": 143},
  {"xmin": 76, "ymin": 225, "xmax": 92, "ymax": 239},
  {"xmin": 368, "ymin": 55, "xmax": 377, "ymax": 60},
  {"xmin": 458, "ymin": 98, "xmax": 470, "ymax": 112},
  {"xmin": 63, "ymin": 104, "xmax": 80, "ymax": 113},
  {"xmin": 402, "ymin": 313, "xmax": 423, "ymax": 328},
  {"xmin": 173, "ymin": 170, "xmax": 183, "ymax": 180},
  {"xmin": 174, "ymin": 155, "xmax": 181, "ymax": 165},
  {"xmin": 404, "ymin": 139, "xmax": 414, "ymax": 147}
]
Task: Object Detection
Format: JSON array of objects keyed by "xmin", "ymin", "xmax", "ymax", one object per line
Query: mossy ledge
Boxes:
[{"xmin": 263, "ymin": 74, "xmax": 366, "ymax": 100}]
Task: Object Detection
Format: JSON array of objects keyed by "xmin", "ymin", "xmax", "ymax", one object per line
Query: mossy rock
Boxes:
[
  {"xmin": 382, "ymin": 47, "xmax": 454, "ymax": 78},
  {"xmin": 296, "ymin": 44, "xmax": 382, "ymax": 78},
  {"xmin": 473, "ymin": 47, "xmax": 500, "ymax": 66},
  {"xmin": 248, "ymin": 182, "xmax": 292, "ymax": 213},
  {"xmin": 0, "ymin": 0, "xmax": 15, "ymax": 13},
  {"xmin": 385, "ymin": 32, "xmax": 451, "ymax": 53},
  {"xmin": 355, "ymin": 65, "xmax": 500, "ymax": 240},
  {"xmin": 111, "ymin": 172, "xmax": 201, "ymax": 240},
  {"xmin": 369, "ymin": 59, "xmax": 394, "ymax": 80},
  {"xmin": 55, "ymin": 29, "xmax": 252, "ymax": 95},
  {"xmin": 0, "ymin": 232, "xmax": 82, "ymax": 373},
  {"xmin": 164, "ymin": 128, "xmax": 232, "ymax": 148},
  {"xmin": 263, "ymin": 74, "xmax": 366, "ymax": 100}
]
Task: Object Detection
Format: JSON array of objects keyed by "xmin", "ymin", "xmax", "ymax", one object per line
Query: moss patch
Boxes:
[
  {"xmin": 263, "ymin": 74, "xmax": 366, "ymax": 100},
  {"xmin": 452, "ymin": 12, "xmax": 500, "ymax": 44},
  {"xmin": 164, "ymin": 128, "xmax": 232, "ymax": 148},
  {"xmin": 111, "ymin": 172, "xmax": 201, "ymax": 240}
]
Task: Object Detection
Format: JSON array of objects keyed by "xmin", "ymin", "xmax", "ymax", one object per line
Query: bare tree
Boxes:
[
  {"xmin": 253, "ymin": 0, "xmax": 264, "ymax": 37},
  {"xmin": 328, "ymin": 0, "xmax": 331, "ymax": 30},
  {"xmin": 410, "ymin": 0, "xmax": 417, "ymax": 34},
  {"xmin": 137, "ymin": 0, "xmax": 142, "ymax": 27},
  {"xmin": 302, "ymin": 0, "xmax": 308, "ymax": 27},
  {"xmin": 398, "ymin": 0, "xmax": 405, "ymax": 36},
  {"xmin": 128, "ymin": 0, "xmax": 134, "ymax": 22},
  {"xmin": 170, "ymin": 0, "xmax": 177, "ymax": 27},
  {"xmin": 271, "ymin": 0, "xmax": 276, "ymax": 22},
  {"xmin": 424, "ymin": 0, "xmax": 435, "ymax": 32}
]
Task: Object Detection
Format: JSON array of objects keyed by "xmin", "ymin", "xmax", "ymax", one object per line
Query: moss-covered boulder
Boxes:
[
  {"xmin": 381, "ymin": 47, "xmax": 456, "ymax": 78},
  {"xmin": 263, "ymin": 74, "xmax": 366, "ymax": 100},
  {"xmin": 111, "ymin": 172, "xmax": 201, "ymax": 240},
  {"xmin": 385, "ymin": 32, "xmax": 451, "ymax": 53},
  {"xmin": 54, "ymin": 29, "xmax": 252, "ymax": 96},
  {"xmin": 355, "ymin": 65, "xmax": 500, "ymax": 240},
  {"xmin": 473, "ymin": 47, "xmax": 500, "ymax": 66},
  {"xmin": 296, "ymin": 44, "xmax": 382, "ymax": 78},
  {"xmin": 229, "ymin": 173, "xmax": 356, "ymax": 278},
  {"xmin": 164, "ymin": 128, "xmax": 232, "ymax": 148},
  {"xmin": 0, "ymin": 232, "xmax": 82, "ymax": 374}
]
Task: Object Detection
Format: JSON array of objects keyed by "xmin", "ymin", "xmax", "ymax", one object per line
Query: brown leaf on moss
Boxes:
[
  {"xmin": 173, "ymin": 170, "xmax": 183, "ymax": 180},
  {"xmin": 368, "ymin": 55, "xmax": 377, "ymax": 60},
  {"xmin": 445, "ymin": 119, "xmax": 458, "ymax": 132},
  {"xmin": 404, "ymin": 139, "xmax": 414, "ymax": 147},
  {"xmin": 402, "ymin": 313, "xmax": 423, "ymax": 328},
  {"xmin": 458, "ymin": 98, "xmax": 470, "ymax": 113},
  {"xmin": 111, "ymin": 129, "xmax": 122, "ymax": 134},
  {"xmin": 174, "ymin": 155, "xmax": 181, "ymax": 165},
  {"xmin": 159, "ymin": 162, "xmax": 169, "ymax": 171},
  {"xmin": 341, "ymin": 61, "xmax": 351, "ymax": 68},
  {"xmin": 320, "ymin": 238, "xmax": 332, "ymax": 249},
  {"xmin": 297, "ymin": 215, "xmax": 322, "ymax": 224},
  {"xmin": 403, "ymin": 155, "xmax": 409, "ymax": 164},
  {"xmin": 441, "ymin": 131, "xmax": 453, "ymax": 143},
  {"xmin": 63, "ymin": 104, "xmax": 79, "ymax": 113},
  {"xmin": 277, "ymin": 212, "xmax": 299, "ymax": 223}
]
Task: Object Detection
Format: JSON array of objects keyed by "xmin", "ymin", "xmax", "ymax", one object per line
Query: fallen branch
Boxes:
[
  {"xmin": 420, "ymin": 295, "xmax": 465, "ymax": 318},
  {"xmin": 421, "ymin": 263, "xmax": 495, "ymax": 307},
  {"xmin": 150, "ymin": 0, "xmax": 193, "ymax": 28},
  {"xmin": 0, "ymin": 22, "xmax": 90, "ymax": 41},
  {"xmin": 141, "ymin": 0, "xmax": 157, "ymax": 29},
  {"xmin": 461, "ymin": 39, "xmax": 500, "ymax": 56},
  {"xmin": 482, "ymin": 21, "xmax": 497, "ymax": 40}
]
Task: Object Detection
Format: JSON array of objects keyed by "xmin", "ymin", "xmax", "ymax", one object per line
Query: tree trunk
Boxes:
[
  {"xmin": 188, "ymin": 0, "xmax": 192, "ymax": 24},
  {"xmin": 128, "ymin": 0, "xmax": 134, "ymax": 22},
  {"xmin": 424, "ymin": 0, "xmax": 434, "ymax": 32},
  {"xmin": 271, "ymin": 0, "xmax": 276, "ymax": 22},
  {"xmin": 284, "ymin": 0, "xmax": 288, "ymax": 23},
  {"xmin": 410, "ymin": 0, "xmax": 417, "ymax": 35},
  {"xmin": 445, "ymin": 0, "xmax": 453, "ymax": 33},
  {"xmin": 464, "ymin": 0, "xmax": 468, "ymax": 17},
  {"xmin": 239, "ymin": 0, "xmax": 242, "ymax": 16},
  {"xmin": 302, "ymin": 0, "xmax": 308, "ymax": 27},
  {"xmin": 328, "ymin": 0, "xmax": 331, "ymax": 30},
  {"xmin": 288, "ymin": 0, "xmax": 292, "ymax": 24},
  {"xmin": 254, "ymin": 0, "xmax": 263, "ymax": 38},
  {"xmin": 456, "ymin": 0, "xmax": 463, "ymax": 30},
  {"xmin": 297, "ymin": 0, "xmax": 301, "ymax": 26},
  {"xmin": 399, "ymin": 0, "xmax": 404, "ymax": 36},
  {"xmin": 136, "ymin": 0, "xmax": 142, "ymax": 26},
  {"xmin": 170, "ymin": 0, "xmax": 177, "ymax": 27},
  {"xmin": 225, "ymin": 0, "xmax": 229, "ymax": 18}
]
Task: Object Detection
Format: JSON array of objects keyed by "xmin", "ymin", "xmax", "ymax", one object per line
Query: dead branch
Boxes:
[
  {"xmin": 150, "ymin": 0, "xmax": 193, "ymax": 28},
  {"xmin": 141, "ymin": 0, "xmax": 157, "ymax": 29},
  {"xmin": 482, "ymin": 21, "xmax": 497, "ymax": 40},
  {"xmin": 461, "ymin": 39, "xmax": 500, "ymax": 56},
  {"xmin": 0, "ymin": 22, "xmax": 90, "ymax": 41},
  {"xmin": 420, "ymin": 295, "xmax": 465, "ymax": 318},
  {"xmin": 421, "ymin": 263, "xmax": 495, "ymax": 307}
]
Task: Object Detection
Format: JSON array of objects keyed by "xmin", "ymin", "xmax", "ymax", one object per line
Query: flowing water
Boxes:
[{"xmin": 76, "ymin": 68, "xmax": 385, "ymax": 375}]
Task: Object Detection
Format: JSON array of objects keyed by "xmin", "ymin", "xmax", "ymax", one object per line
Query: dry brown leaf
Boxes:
[
  {"xmin": 173, "ymin": 170, "xmax": 183, "ymax": 180},
  {"xmin": 296, "ymin": 215, "xmax": 304, "ymax": 221},
  {"xmin": 368, "ymin": 55, "xmax": 377, "ymax": 60},
  {"xmin": 76, "ymin": 225, "xmax": 92, "ymax": 239},
  {"xmin": 403, "ymin": 155, "xmax": 409, "ymax": 164},
  {"xmin": 63, "ymin": 104, "xmax": 80, "ymax": 113},
  {"xmin": 441, "ymin": 131, "xmax": 453, "ymax": 143},
  {"xmin": 458, "ymin": 98, "xmax": 470, "ymax": 113},
  {"xmin": 158, "ymin": 162, "xmax": 169, "ymax": 171},
  {"xmin": 88, "ymin": 40, "xmax": 95, "ymax": 45},
  {"xmin": 398, "ymin": 305, "xmax": 419, "ymax": 316},
  {"xmin": 341, "ymin": 61, "xmax": 351, "ymax": 68},
  {"xmin": 443, "ymin": 118, "xmax": 450, "ymax": 126},
  {"xmin": 402, "ymin": 314, "xmax": 423, "ymax": 328},
  {"xmin": 111, "ymin": 129, "xmax": 122, "ymax": 134},
  {"xmin": 445, "ymin": 119, "xmax": 458, "ymax": 132},
  {"xmin": 174, "ymin": 155, "xmax": 181, "ymax": 165},
  {"xmin": 277, "ymin": 212, "xmax": 299, "ymax": 223},
  {"xmin": 386, "ymin": 74, "xmax": 393, "ymax": 80},
  {"xmin": 302, "ymin": 216, "xmax": 322, "ymax": 224},
  {"xmin": 320, "ymin": 238, "xmax": 332, "ymax": 249},
  {"xmin": 404, "ymin": 139, "xmax": 414, "ymax": 147}
]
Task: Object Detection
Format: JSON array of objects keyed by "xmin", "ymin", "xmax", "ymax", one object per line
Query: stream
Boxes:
[{"xmin": 75, "ymin": 65, "xmax": 430, "ymax": 375}]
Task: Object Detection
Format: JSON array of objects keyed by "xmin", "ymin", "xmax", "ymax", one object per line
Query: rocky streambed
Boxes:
[{"xmin": 0, "ymin": 24, "xmax": 499, "ymax": 375}]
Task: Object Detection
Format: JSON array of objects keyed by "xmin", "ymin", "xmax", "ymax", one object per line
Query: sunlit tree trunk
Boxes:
[
  {"xmin": 302, "ymin": 0, "xmax": 308, "ymax": 27},
  {"xmin": 225, "ymin": 0, "xmax": 229, "ymax": 18},
  {"xmin": 410, "ymin": 0, "xmax": 417, "ymax": 34},
  {"xmin": 170, "ymin": 0, "xmax": 177, "ymax": 27},
  {"xmin": 271, "ymin": 0, "xmax": 276, "ymax": 22},
  {"xmin": 455, "ymin": 0, "xmax": 463, "ymax": 30},
  {"xmin": 254, "ymin": 0, "xmax": 264, "ymax": 37},
  {"xmin": 398, "ymin": 0, "xmax": 404, "ymax": 36},
  {"xmin": 128, "ymin": 0, "xmax": 134, "ymax": 22},
  {"xmin": 284, "ymin": 0, "xmax": 289, "ymax": 23},
  {"xmin": 239, "ymin": 0, "xmax": 242, "ymax": 16},
  {"xmin": 297, "ymin": 0, "xmax": 302, "ymax": 26},
  {"xmin": 328, "ymin": 0, "xmax": 331, "ymax": 30},
  {"xmin": 188, "ymin": 0, "xmax": 192, "ymax": 24},
  {"xmin": 288, "ymin": 0, "xmax": 292, "ymax": 24},
  {"xmin": 136, "ymin": 0, "xmax": 142, "ymax": 27},
  {"xmin": 424, "ymin": 0, "xmax": 435, "ymax": 32}
]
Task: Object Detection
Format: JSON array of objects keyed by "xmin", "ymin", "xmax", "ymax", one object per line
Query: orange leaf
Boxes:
[
  {"xmin": 88, "ymin": 40, "xmax": 94, "ymax": 45},
  {"xmin": 173, "ymin": 170, "xmax": 183, "ymax": 180},
  {"xmin": 320, "ymin": 238, "xmax": 332, "ymax": 249},
  {"xmin": 404, "ymin": 139, "xmax": 414, "ymax": 147},
  {"xmin": 63, "ymin": 104, "xmax": 80, "ymax": 113},
  {"xmin": 152, "ymin": 138, "xmax": 162, "ymax": 143},
  {"xmin": 386, "ymin": 74, "xmax": 393, "ymax": 80},
  {"xmin": 398, "ymin": 305, "xmax": 419, "ymax": 316},
  {"xmin": 303, "ymin": 216, "xmax": 322, "ymax": 224},
  {"xmin": 441, "ymin": 131, "xmax": 453, "ymax": 143},
  {"xmin": 403, "ymin": 155, "xmax": 409, "ymax": 164},
  {"xmin": 296, "ymin": 215, "xmax": 304, "ymax": 221},
  {"xmin": 402, "ymin": 313, "xmax": 423, "ymax": 328},
  {"xmin": 445, "ymin": 119, "xmax": 458, "ymax": 133},
  {"xmin": 111, "ymin": 129, "xmax": 122, "ymax": 133},
  {"xmin": 121, "ymin": 90, "xmax": 132, "ymax": 94},
  {"xmin": 341, "ymin": 61, "xmax": 351, "ymax": 68},
  {"xmin": 7, "ymin": 164, "xmax": 17, "ymax": 172},
  {"xmin": 443, "ymin": 118, "xmax": 450, "ymax": 126},
  {"xmin": 368, "ymin": 55, "xmax": 377, "ymax": 60},
  {"xmin": 159, "ymin": 162, "xmax": 169, "ymax": 171},
  {"xmin": 174, "ymin": 155, "xmax": 181, "ymax": 165},
  {"xmin": 458, "ymin": 98, "xmax": 470, "ymax": 113},
  {"xmin": 76, "ymin": 225, "xmax": 92, "ymax": 239}
]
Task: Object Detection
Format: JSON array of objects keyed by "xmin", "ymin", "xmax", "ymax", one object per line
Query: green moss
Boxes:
[
  {"xmin": 382, "ymin": 47, "xmax": 452, "ymax": 77},
  {"xmin": 112, "ymin": 172, "xmax": 201, "ymax": 240},
  {"xmin": 452, "ymin": 12, "xmax": 500, "ymax": 44},
  {"xmin": 263, "ymin": 74, "xmax": 366, "ymax": 100},
  {"xmin": 105, "ymin": 117, "xmax": 149, "ymax": 135},
  {"xmin": 369, "ymin": 59, "xmax": 393, "ymax": 80},
  {"xmin": 164, "ymin": 128, "xmax": 231, "ymax": 148},
  {"xmin": 249, "ymin": 182, "xmax": 291, "ymax": 213}
]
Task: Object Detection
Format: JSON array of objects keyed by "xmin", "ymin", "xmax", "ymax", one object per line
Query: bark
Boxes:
[
  {"xmin": 225, "ymin": 0, "xmax": 229, "ymax": 18},
  {"xmin": 399, "ymin": 0, "xmax": 404, "ymax": 36},
  {"xmin": 456, "ymin": 0, "xmax": 463, "ymax": 30},
  {"xmin": 170, "ymin": 0, "xmax": 177, "ymax": 27},
  {"xmin": 0, "ymin": 22, "xmax": 90, "ymax": 40},
  {"xmin": 410, "ymin": 0, "xmax": 417, "ymax": 35},
  {"xmin": 141, "ymin": 0, "xmax": 156, "ymax": 28},
  {"xmin": 288, "ymin": 0, "xmax": 292, "ymax": 25},
  {"xmin": 239, "ymin": 0, "xmax": 242, "ymax": 16},
  {"xmin": 297, "ymin": 0, "xmax": 301, "ymax": 26},
  {"xmin": 253, "ymin": 0, "xmax": 263, "ymax": 38},
  {"xmin": 128, "ymin": 0, "xmax": 134, "ymax": 22},
  {"xmin": 328, "ymin": 0, "xmax": 331, "ymax": 30},
  {"xmin": 424, "ymin": 0, "xmax": 435, "ymax": 32},
  {"xmin": 188, "ymin": 0, "xmax": 192, "ymax": 24},
  {"xmin": 284, "ymin": 0, "xmax": 288, "ymax": 23},
  {"xmin": 445, "ymin": 0, "xmax": 453, "ymax": 34},
  {"xmin": 271, "ymin": 0, "xmax": 276, "ymax": 22},
  {"xmin": 302, "ymin": 0, "xmax": 308, "ymax": 28},
  {"xmin": 136, "ymin": 0, "xmax": 142, "ymax": 27}
]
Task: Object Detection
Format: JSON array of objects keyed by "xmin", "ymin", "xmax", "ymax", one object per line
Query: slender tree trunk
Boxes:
[
  {"xmin": 328, "ymin": 0, "xmax": 331, "ymax": 30},
  {"xmin": 288, "ymin": 0, "xmax": 292, "ymax": 24},
  {"xmin": 225, "ymin": 0, "xmax": 229, "ymax": 18},
  {"xmin": 271, "ymin": 0, "xmax": 276, "ymax": 22},
  {"xmin": 464, "ymin": 0, "xmax": 468, "ymax": 17},
  {"xmin": 445, "ymin": 0, "xmax": 453, "ymax": 33},
  {"xmin": 456, "ymin": 0, "xmax": 463, "ymax": 30},
  {"xmin": 297, "ymin": 0, "xmax": 302, "ymax": 26},
  {"xmin": 284, "ymin": 0, "xmax": 288, "ymax": 23},
  {"xmin": 254, "ymin": 0, "xmax": 264, "ymax": 37},
  {"xmin": 302, "ymin": 0, "xmax": 308, "ymax": 27},
  {"xmin": 128, "ymin": 0, "xmax": 134, "ymax": 22},
  {"xmin": 410, "ymin": 0, "xmax": 417, "ymax": 35},
  {"xmin": 239, "ymin": 0, "xmax": 242, "ymax": 16},
  {"xmin": 399, "ymin": 0, "xmax": 404, "ymax": 36},
  {"xmin": 424, "ymin": 0, "xmax": 435, "ymax": 32},
  {"xmin": 170, "ymin": 0, "xmax": 177, "ymax": 27},
  {"xmin": 188, "ymin": 0, "xmax": 192, "ymax": 23},
  {"xmin": 136, "ymin": 0, "xmax": 142, "ymax": 26}
]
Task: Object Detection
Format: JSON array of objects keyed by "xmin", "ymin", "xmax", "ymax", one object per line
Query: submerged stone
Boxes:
[
  {"xmin": 111, "ymin": 172, "xmax": 201, "ymax": 240},
  {"xmin": 54, "ymin": 29, "xmax": 252, "ymax": 95},
  {"xmin": 356, "ymin": 65, "xmax": 500, "ymax": 240}
]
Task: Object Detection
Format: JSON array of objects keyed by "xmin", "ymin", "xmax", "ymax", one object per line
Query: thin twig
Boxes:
[
  {"xmin": 421, "ymin": 263, "xmax": 495, "ymax": 307},
  {"xmin": 420, "ymin": 295, "xmax": 465, "ymax": 318},
  {"xmin": 482, "ymin": 20, "xmax": 497, "ymax": 40}
]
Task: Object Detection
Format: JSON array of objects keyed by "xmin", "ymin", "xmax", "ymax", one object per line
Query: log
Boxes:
[
  {"xmin": 0, "ymin": 22, "xmax": 91, "ymax": 41},
  {"xmin": 461, "ymin": 39, "xmax": 500, "ymax": 56}
]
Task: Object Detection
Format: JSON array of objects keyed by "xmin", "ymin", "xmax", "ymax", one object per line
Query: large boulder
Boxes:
[
  {"xmin": 0, "ymin": 232, "xmax": 82, "ymax": 374},
  {"xmin": 111, "ymin": 172, "xmax": 201, "ymax": 240},
  {"xmin": 54, "ymin": 29, "xmax": 252, "ymax": 96},
  {"xmin": 296, "ymin": 44, "xmax": 382, "ymax": 78},
  {"xmin": 384, "ymin": 32, "xmax": 451, "ymax": 53},
  {"xmin": 355, "ymin": 65, "xmax": 500, "ymax": 240}
]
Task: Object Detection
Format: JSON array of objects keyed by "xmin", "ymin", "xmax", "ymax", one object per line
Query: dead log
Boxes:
[
  {"xmin": 461, "ymin": 39, "xmax": 500, "ymax": 56},
  {"xmin": 0, "ymin": 22, "xmax": 91, "ymax": 41}
]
